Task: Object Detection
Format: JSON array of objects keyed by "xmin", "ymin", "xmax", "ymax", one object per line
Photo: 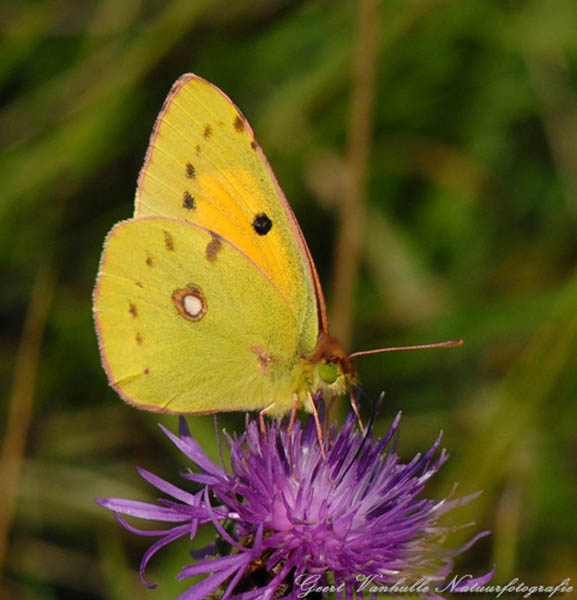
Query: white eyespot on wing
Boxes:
[
  {"xmin": 172, "ymin": 284, "xmax": 207, "ymax": 322},
  {"xmin": 183, "ymin": 294, "xmax": 203, "ymax": 318}
]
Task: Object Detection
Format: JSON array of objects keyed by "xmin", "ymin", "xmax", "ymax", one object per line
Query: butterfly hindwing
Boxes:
[{"xmin": 94, "ymin": 217, "xmax": 303, "ymax": 415}]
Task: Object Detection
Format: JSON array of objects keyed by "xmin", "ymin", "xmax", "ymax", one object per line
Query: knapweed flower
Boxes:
[{"xmin": 97, "ymin": 410, "xmax": 493, "ymax": 599}]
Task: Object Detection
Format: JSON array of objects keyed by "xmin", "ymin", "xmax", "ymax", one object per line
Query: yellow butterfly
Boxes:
[{"xmin": 93, "ymin": 74, "xmax": 356, "ymax": 419}]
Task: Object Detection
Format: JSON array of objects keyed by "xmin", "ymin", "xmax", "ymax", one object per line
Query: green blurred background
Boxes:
[{"xmin": 2, "ymin": 0, "xmax": 577, "ymax": 598}]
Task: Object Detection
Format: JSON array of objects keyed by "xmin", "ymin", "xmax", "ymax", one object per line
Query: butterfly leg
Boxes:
[
  {"xmin": 259, "ymin": 408, "xmax": 267, "ymax": 437},
  {"xmin": 307, "ymin": 391, "xmax": 326, "ymax": 460},
  {"xmin": 349, "ymin": 391, "xmax": 366, "ymax": 435},
  {"xmin": 287, "ymin": 394, "xmax": 299, "ymax": 435},
  {"xmin": 259, "ymin": 400, "xmax": 287, "ymax": 437},
  {"xmin": 287, "ymin": 395, "xmax": 299, "ymax": 475}
]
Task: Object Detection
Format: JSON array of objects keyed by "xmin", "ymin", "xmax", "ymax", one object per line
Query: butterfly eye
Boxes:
[{"xmin": 318, "ymin": 361, "xmax": 338, "ymax": 385}]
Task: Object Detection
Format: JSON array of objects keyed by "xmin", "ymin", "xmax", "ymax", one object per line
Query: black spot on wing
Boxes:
[
  {"xmin": 185, "ymin": 162, "xmax": 196, "ymax": 179},
  {"xmin": 183, "ymin": 191, "xmax": 195, "ymax": 210},
  {"xmin": 252, "ymin": 213, "xmax": 273, "ymax": 236}
]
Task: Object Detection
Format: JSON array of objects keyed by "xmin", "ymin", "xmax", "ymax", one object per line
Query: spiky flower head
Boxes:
[{"xmin": 97, "ymin": 410, "xmax": 492, "ymax": 599}]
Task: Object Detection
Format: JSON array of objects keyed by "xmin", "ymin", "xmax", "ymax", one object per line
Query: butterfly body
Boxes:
[{"xmin": 94, "ymin": 74, "xmax": 355, "ymax": 417}]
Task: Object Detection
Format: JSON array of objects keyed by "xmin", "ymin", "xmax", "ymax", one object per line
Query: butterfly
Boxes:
[
  {"xmin": 93, "ymin": 74, "xmax": 356, "ymax": 421},
  {"xmin": 93, "ymin": 74, "xmax": 460, "ymax": 423}
]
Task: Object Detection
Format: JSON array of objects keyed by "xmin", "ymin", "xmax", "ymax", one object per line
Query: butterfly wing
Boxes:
[
  {"xmin": 135, "ymin": 74, "xmax": 327, "ymax": 354},
  {"xmin": 94, "ymin": 217, "xmax": 307, "ymax": 415}
]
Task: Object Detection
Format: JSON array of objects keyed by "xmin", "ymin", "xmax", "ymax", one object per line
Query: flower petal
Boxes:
[{"xmin": 96, "ymin": 498, "xmax": 192, "ymax": 522}]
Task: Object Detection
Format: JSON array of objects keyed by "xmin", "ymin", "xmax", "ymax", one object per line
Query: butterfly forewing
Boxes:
[{"xmin": 135, "ymin": 74, "xmax": 320, "ymax": 354}]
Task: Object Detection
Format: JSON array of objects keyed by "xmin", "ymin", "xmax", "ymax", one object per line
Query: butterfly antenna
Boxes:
[{"xmin": 349, "ymin": 338, "xmax": 463, "ymax": 360}]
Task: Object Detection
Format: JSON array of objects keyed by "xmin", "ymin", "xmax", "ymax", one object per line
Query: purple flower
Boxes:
[{"xmin": 97, "ymin": 410, "xmax": 493, "ymax": 599}]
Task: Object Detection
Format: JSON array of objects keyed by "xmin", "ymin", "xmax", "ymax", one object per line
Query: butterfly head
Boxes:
[{"xmin": 311, "ymin": 332, "xmax": 356, "ymax": 397}]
